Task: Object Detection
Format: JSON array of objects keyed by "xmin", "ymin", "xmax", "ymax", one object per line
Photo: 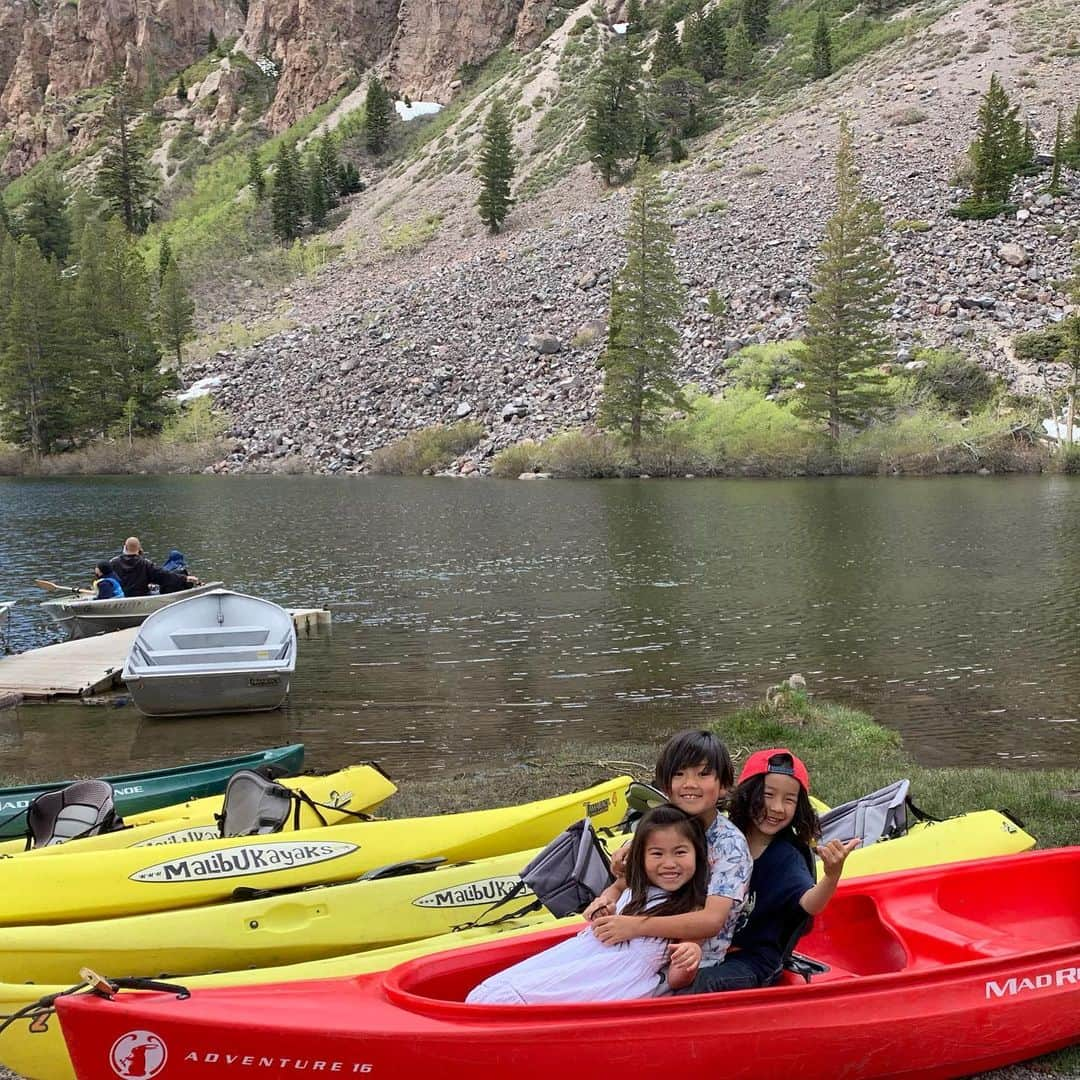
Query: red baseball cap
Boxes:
[{"xmin": 738, "ymin": 748, "xmax": 810, "ymax": 794}]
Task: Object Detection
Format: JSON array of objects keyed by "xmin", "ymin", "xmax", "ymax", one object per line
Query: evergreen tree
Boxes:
[
  {"xmin": 625, "ymin": 0, "xmax": 648, "ymax": 36},
  {"xmin": 598, "ymin": 168, "xmax": 687, "ymax": 450},
  {"xmin": 794, "ymin": 119, "xmax": 895, "ymax": 441},
  {"xmin": 476, "ymin": 97, "xmax": 515, "ymax": 234},
  {"xmin": 680, "ymin": 6, "xmax": 706, "ymax": 76},
  {"xmin": 585, "ymin": 40, "xmax": 645, "ymax": 186},
  {"xmin": 72, "ymin": 220, "xmax": 175, "ymax": 436},
  {"xmin": 248, "ymin": 148, "xmax": 266, "ymax": 201},
  {"xmin": 651, "ymin": 9, "xmax": 683, "ymax": 77},
  {"xmin": 741, "ymin": 0, "xmax": 769, "ymax": 45},
  {"xmin": 1019, "ymin": 122, "xmax": 1036, "ymax": 173},
  {"xmin": 305, "ymin": 152, "xmax": 331, "ymax": 228},
  {"xmin": 0, "ymin": 237, "xmax": 75, "ymax": 455},
  {"xmin": 17, "ymin": 172, "xmax": 71, "ymax": 262},
  {"xmin": 207, "ymin": 28, "xmax": 219, "ymax": 56},
  {"xmin": 158, "ymin": 260, "xmax": 196, "ymax": 372},
  {"xmin": 965, "ymin": 74, "xmax": 1022, "ymax": 211},
  {"xmin": 726, "ymin": 21, "xmax": 754, "ymax": 83},
  {"xmin": 697, "ymin": 9, "xmax": 727, "ymax": 81},
  {"xmin": 655, "ymin": 67, "xmax": 709, "ymax": 151},
  {"xmin": 270, "ymin": 143, "xmax": 305, "ymax": 242},
  {"xmin": 177, "ymin": 73, "xmax": 188, "ymax": 102},
  {"xmin": 337, "ymin": 160, "xmax": 364, "ymax": 195},
  {"xmin": 0, "ymin": 195, "xmax": 10, "ymax": 237},
  {"xmin": 97, "ymin": 73, "xmax": 158, "ymax": 234},
  {"xmin": 1057, "ymin": 245, "xmax": 1080, "ymax": 446},
  {"xmin": 364, "ymin": 77, "xmax": 393, "ymax": 155},
  {"xmin": 316, "ymin": 133, "xmax": 342, "ymax": 209},
  {"xmin": 158, "ymin": 233, "xmax": 173, "ymax": 287},
  {"xmin": 1046, "ymin": 108, "xmax": 1066, "ymax": 195},
  {"xmin": 812, "ymin": 11, "xmax": 833, "ymax": 80}
]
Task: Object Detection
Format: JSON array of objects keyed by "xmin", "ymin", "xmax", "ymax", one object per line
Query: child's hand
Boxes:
[
  {"xmin": 609, "ymin": 842, "xmax": 631, "ymax": 878},
  {"xmin": 667, "ymin": 941, "xmax": 701, "ymax": 974},
  {"xmin": 591, "ymin": 914, "xmax": 640, "ymax": 945},
  {"xmin": 583, "ymin": 897, "xmax": 612, "ymax": 921},
  {"xmin": 819, "ymin": 837, "xmax": 861, "ymax": 879}
]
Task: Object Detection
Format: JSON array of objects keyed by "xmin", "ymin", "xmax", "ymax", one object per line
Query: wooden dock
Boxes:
[{"xmin": 0, "ymin": 608, "xmax": 331, "ymax": 702}]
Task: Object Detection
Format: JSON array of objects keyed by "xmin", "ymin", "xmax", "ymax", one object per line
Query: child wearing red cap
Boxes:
[{"xmin": 674, "ymin": 747, "xmax": 860, "ymax": 995}]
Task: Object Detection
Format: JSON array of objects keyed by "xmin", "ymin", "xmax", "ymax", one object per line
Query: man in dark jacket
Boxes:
[{"xmin": 110, "ymin": 537, "xmax": 200, "ymax": 597}]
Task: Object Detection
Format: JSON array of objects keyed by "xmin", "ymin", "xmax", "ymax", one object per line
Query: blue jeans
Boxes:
[{"xmin": 674, "ymin": 953, "xmax": 776, "ymax": 995}]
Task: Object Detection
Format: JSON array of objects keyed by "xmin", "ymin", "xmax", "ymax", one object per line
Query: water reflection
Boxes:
[{"xmin": 0, "ymin": 474, "xmax": 1077, "ymax": 781}]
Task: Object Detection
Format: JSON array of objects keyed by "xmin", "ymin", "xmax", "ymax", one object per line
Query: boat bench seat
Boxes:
[
  {"xmin": 170, "ymin": 625, "xmax": 271, "ymax": 649},
  {"xmin": 880, "ymin": 903, "xmax": 1032, "ymax": 961},
  {"xmin": 145, "ymin": 646, "xmax": 287, "ymax": 667}
]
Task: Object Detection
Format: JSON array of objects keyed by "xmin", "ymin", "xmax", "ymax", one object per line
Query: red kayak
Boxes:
[{"xmin": 59, "ymin": 848, "xmax": 1080, "ymax": 1080}]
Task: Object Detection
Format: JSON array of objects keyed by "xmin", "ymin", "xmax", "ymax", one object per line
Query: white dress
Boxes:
[{"xmin": 465, "ymin": 889, "xmax": 671, "ymax": 1005}]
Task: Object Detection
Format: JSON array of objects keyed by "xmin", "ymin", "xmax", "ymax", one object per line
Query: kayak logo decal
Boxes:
[
  {"xmin": 413, "ymin": 876, "xmax": 530, "ymax": 909},
  {"xmin": 585, "ymin": 798, "xmax": 610, "ymax": 817},
  {"xmin": 985, "ymin": 966, "xmax": 1078, "ymax": 999},
  {"xmin": 110, "ymin": 1029, "xmax": 167, "ymax": 1079},
  {"xmin": 134, "ymin": 825, "xmax": 222, "ymax": 847},
  {"xmin": 129, "ymin": 841, "xmax": 358, "ymax": 882}
]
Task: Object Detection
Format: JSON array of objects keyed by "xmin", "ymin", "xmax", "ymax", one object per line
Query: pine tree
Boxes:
[
  {"xmin": 655, "ymin": 67, "xmax": 708, "ymax": 149},
  {"xmin": 1018, "ymin": 122, "xmax": 1036, "ymax": 173},
  {"xmin": 1046, "ymin": 108, "xmax": 1066, "ymax": 195},
  {"xmin": 270, "ymin": 143, "xmax": 305, "ymax": 242},
  {"xmin": 812, "ymin": 11, "xmax": 833, "ymax": 80},
  {"xmin": 1065, "ymin": 102, "xmax": 1080, "ymax": 169},
  {"xmin": 207, "ymin": 28, "xmax": 219, "ymax": 56},
  {"xmin": 177, "ymin": 73, "xmax": 188, "ymax": 102},
  {"xmin": 248, "ymin": 148, "xmax": 266, "ymax": 201},
  {"xmin": 625, "ymin": 0, "xmax": 647, "ymax": 36},
  {"xmin": 158, "ymin": 260, "xmax": 196, "ymax": 372},
  {"xmin": 337, "ymin": 160, "xmax": 364, "ymax": 195},
  {"xmin": 476, "ymin": 97, "xmax": 515, "ymax": 233},
  {"xmin": 698, "ymin": 9, "xmax": 727, "ymax": 81},
  {"xmin": 97, "ymin": 74, "xmax": 158, "ymax": 234},
  {"xmin": 586, "ymin": 40, "xmax": 645, "ymax": 186},
  {"xmin": 364, "ymin": 77, "xmax": 393, "ymax": 155},
  {"xmin": 0, "ymin": 237, "xmax": 75, "ymax": 455},
  {"xmin": 158, "ymin": 233, "xmax": 173, "ymax": 287},
  {"xmin": 741, "ymin": 0, "xmax": 769, "ymax": 45},
  {"xmin": 316, "ymin": 133, "xmax": 341, "ymax": 209},
  {"xmin": 599, "ymin": 168, "xmax": 687, "ymax": 450},
  {"xmin": 726, "ymin": 21, "xmax": 754, "ymax": 83},
  {"xmin": 793, "ymin": 119, "xmax": 895, "ymax": 441},
  {"xmin": 306, "ymin": 153, "xmax": 331, "ymax": 228},
  {"xmin": 651, "ymin": 9, "xmax": 683, "ymax": 77},
  {"xmin": 17, "ymin": 172, "xmax": 71, "ymax": 262},
  {"xmin": 964, "ymin": 74, "xmax": 1022, "ymax": 212},
  {"xmin": 680, "ymin": 6, "xmax": 706, "ymax": 76},
  {"xmin": 1058, "ymin": 245, "xmax": 1080, "ymax": 446},
  {"xmin": 0, "ymin": 195, "xmax": 10, "ymax": 237}
]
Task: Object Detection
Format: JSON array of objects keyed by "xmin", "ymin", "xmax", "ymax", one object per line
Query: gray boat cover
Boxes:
[{"xmin": 818, "ymin": 779, "xmax": 911, "ymax": 848}]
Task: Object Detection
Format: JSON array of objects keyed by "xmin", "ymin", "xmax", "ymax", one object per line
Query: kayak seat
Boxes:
[
  {"xmin": 217, "ymin": 770, "xmax": 294, "ymax": 836},
  {"xmin": 808, "ymin": 893, "xmax": 909, "ymax": 975},
  {"xmin": 877, "ymin": 902, "xmax": 1041, "ymax": 963},
  {"xmin": 170, "ymin": 626, "xmax": 271, "ymax": 649},
  {"xmin": 26, "ymin": 779, "xmax": 124, "ymax": 849}
]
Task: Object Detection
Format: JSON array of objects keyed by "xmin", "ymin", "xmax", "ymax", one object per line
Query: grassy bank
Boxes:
[
  {"xmin": 0, "ymin": 437, "xmax": 225, "ymax": 477},
  {"xmin": 386, "ymin": 696, "xmax": 1079, "ymax": 1074}
]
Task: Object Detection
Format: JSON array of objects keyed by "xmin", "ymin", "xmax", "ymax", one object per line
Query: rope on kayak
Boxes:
[
  {"xmin": 522, "ymin": 759, "xmax": 652, "ymax": 779},
  {"xmin": 0, "ymin": 969, "xmax": 191, "ymax": 1039}
]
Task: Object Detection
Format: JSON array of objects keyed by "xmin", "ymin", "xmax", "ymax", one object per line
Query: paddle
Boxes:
[{"xmin": 34, "ymin": 579, "xmax": 94, "ymax": 597}]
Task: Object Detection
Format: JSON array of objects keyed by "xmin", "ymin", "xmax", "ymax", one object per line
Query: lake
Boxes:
[{"xmin": 0, "ymin": 475, "xmax": 1077, "ymax": 782}]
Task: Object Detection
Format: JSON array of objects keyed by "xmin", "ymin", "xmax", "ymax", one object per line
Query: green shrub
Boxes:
[
  {"xmin": 490, "ymin": 441, "xmax": 543, "ymax": 477},
  {"xmin": 1014, "ymin": 324, "xmax": 1068, "ymax": 363},
  {"xmin": 891, "ymin": 218, "xmax": 932, "ymax": 233},
  {"xmin": 725, "ymin": 342, "xmax": 806, "ymax": 394},
  {"xmin": 950, "ymin": 200, "xmax": 1016, "ymax": 220},
  {"xmin": 367, "ymin": 422, "xmax": 484, "ymax": 475},
  {"xmin": 911, "ymin": 348, "xmax": 996, "ymax": 415},
  {"xmin": 538, "ymin": 430, "xmax": 630, "ymax": 478},
  {"xmin": 633, "ymin": 430, "xmax": 709, "ymax": 476},
  {"xmin": 568, "ymin": 15, "xmax": 594, "ymax": 35},
  {"xmin": 162, "ymin": 397, "xmax": 228, "ymax": 443},
  {"xmin": 1059, "ymin": 443, "xmax": 1080, "ymax": 474},
  {"xmin": 889, "ymin": 107, "xmax": 927, "ymax": 126}
]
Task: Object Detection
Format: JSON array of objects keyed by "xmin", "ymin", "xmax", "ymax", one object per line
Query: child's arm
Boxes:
[
  {"xmin": 591, "ymin": 893, "xmax": 736, "ymax": 944},
  {"xmin": 665, "ymin": 941, "xmax": 702, "ymax": 991},
  {"xmin": 582, "ymin": 877, "xmax": 626, "ymax": 921},
  {"xmin": 799, "ymin": 837, "xmax": 861, "ymax": 915}
]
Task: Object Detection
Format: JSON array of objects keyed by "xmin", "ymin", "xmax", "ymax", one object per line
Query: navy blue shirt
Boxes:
[{"xmin": 729, "ymin": 834, "xmax": 815, "ymax": 978}]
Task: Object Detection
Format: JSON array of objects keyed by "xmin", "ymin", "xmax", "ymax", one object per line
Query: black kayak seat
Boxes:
[{"xmin": 26, "ymin": 779, "xmax": 122, "ymax": 848}]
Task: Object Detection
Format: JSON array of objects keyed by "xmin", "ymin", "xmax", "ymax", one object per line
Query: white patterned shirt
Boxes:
[{"xmin": 700, "ymin": 814, "xmax": 753, "ymax": 966}]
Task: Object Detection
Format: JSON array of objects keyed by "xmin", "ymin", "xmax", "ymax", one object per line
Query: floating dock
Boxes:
[{"xmin": 0, "ymin": 609, "xmax": 330, "ymax": 702}]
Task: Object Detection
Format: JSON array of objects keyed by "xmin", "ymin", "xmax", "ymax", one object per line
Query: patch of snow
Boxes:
[
  {"xmin": 177, "ymin": 376, "xmax": 224, "ymax": 403},
  {"xmin": 1042, "ymin": 418, "xmax": 1080, "ymax": 442},
  {"xmin": 395, "ymin": 100, "xmax": 443, "ymax": 122},
  {"xmin": 612, "ymin": 22, "xmax": 628, "ymax": 33}
]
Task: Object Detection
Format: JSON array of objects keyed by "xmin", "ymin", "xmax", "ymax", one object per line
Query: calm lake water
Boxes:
[{"xmin": 0, "ymin": 475, "xmax": 1077, "ymax": 782}]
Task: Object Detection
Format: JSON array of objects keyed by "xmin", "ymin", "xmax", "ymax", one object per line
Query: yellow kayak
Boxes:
[
  {"xmin": 0, "ymin": 775, "xmax": 630, "ymax": 925},
  {"xmin": 0, "ymin": 806, "xmax": 1033, "ymax": 986},
  {"xmin": 0, "ymin": 765, "xmax": 397, "ymax": 856}
]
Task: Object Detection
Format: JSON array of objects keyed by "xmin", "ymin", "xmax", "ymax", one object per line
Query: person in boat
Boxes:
[
  {"xmin": 586, "ymin": 731, "xmax": 753, "ymax": 982},
  {"xmin": 466, "ymin": 805, "xmax": 709, "ymax": 1004},
  {"xmin": 160, "ymin": 549, "xmax": 188, "ymax": 575},
  {"xmin": 109, "ymin": 537, "xmax": 200, "ymax": 597},
  {"xmin": 672, "ymin": 749, "xmax": 860, "ymax": 995},
  {"xmin": 92, "ymin": 561, "xmax": 125, "ymax": 600}
]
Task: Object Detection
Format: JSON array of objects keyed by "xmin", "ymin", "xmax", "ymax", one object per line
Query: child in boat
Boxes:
[
  {"xmin": 585, "ymin": 731, "xmax": 753, "ymax": 978},
  {"xmin": 466, "ymin": 805, "xmax": 709, "ymax": 1004},
  {"xmin": 92, "ymin": 561, "xmax": 124, "ymax": 600},
  {"xmin": 675, "ymin": 748, "xmax": 860, "ymax": 994}
]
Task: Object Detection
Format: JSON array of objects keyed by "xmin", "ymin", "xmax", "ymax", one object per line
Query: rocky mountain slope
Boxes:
[{"xmin": 184, "ymin": 0, "xmax": 1080, "ymax": 473}]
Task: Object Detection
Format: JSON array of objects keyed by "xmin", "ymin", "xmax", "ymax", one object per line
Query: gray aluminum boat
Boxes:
[
  {"xmin": 41, "ymin": 582, "xmax": 225, "ymax": 640},
  {"xmin": 122, "ymin": 589, "xmax": 297, "ymax": 718}
]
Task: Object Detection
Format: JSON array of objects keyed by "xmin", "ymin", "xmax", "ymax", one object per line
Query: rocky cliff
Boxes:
[{"xmin": 0, "ymin": 0, "xmax": 552, "ymax": 173}]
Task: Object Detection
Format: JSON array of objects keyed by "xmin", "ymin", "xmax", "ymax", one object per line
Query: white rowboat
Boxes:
[{"xmin": 41, "ymin": 582, "xmax": 225, "ymax": 640}]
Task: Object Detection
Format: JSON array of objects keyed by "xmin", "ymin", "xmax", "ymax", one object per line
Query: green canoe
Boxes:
[{"xmin": 0, "ymin": 743, "xmax": 305, "ymax": 837}]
